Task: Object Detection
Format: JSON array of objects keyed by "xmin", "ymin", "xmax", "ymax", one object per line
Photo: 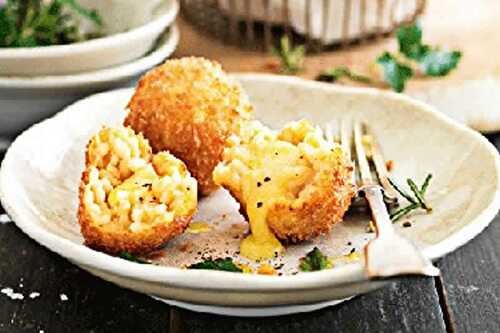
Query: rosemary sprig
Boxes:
[
  {"xmin": 389, "ymin": 173, "xmax": 433, "ymax": 222},
  {"xmin": 420, "ymin": 173, "xmax": 433, "ymax": 194},
  {"xmin": 389, "ymin": 203, "xmax": 419, "ymax": 222},
  {"xmin": 407, "ymin": 179, "xmax": 432, "ymax": 212},
  {"xmin": 271, "ymin": 36, "xmax": 305, "ymax": 74},
  {"xmin": 388, "ymin": 178, "xmax": 416, "ymax": 204}
]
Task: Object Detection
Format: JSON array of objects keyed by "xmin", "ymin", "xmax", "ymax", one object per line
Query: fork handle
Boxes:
[{"xmin": 362, "ymin": 185, "xmax": 395, "ymax": 237}]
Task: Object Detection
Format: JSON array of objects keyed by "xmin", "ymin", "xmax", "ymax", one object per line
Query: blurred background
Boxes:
[{"xmin": 1, "ymin": 0, "xmax": 500, "ymax": 141}]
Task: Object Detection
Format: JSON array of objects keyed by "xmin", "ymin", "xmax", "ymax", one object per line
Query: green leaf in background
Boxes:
[
  {"xmin": 0, "ymin": 0, "xmax": 102, "ymax": 47},
  {"xmin": 118, "ymin": 251, "xmax": 151, "ymax": 264},
  {"xmin": 316, "ymin": 66, "xmax": 372, "ymax": 84},
  {"xmin": 188, "ymin": 258, "xmax": 243, "ymax": 272},
  {"xmin": 271, "ymin": 36, "xmax": 305, "ymax": 74},
  {"xmin": 419, "ymin": 50, "xmax": 462, "ymax": 77},
  {"xmin": 397, "ymin": 22, "xmax": 429, "ymax": 60},
  {"xmin": 376, "ymin": 52, "xmax": 414, "ymax": 92},
  {"xmin": 299, "ymin": 247, "xmax": 332, "ymax": 272},
  {"xmin": 397, "ymin": 22, "xmax": 461, "ymax": 77},
  {"xmin": 56, "ymin": 0, "xmax": 102, "ymax": 26}
]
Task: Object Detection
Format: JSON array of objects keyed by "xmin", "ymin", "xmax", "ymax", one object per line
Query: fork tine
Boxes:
[
  {"xmin": 324, "ymin": 122, "xmax": 335, "ymax": 146},
  {"xmin": 353, "ymin": 122, "xmax": 373, "ymax": 185},
  {"xmin": 366, "ymin": 128, "xmax": 398, "ymax": 202},
  {"xmin": 339, "ymin": 119, "xmax": 351, "ymax": 161}
]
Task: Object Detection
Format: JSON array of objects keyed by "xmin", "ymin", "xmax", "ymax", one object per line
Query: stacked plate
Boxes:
[{"xmin": 0, "ymin": 0, "xmax": 180, "ymax": 137}]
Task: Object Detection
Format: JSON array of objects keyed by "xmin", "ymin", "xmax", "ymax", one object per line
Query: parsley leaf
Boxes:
[
  {"xmin": 316, "ymin": 66, "xmax": 372, "ymax": 84},
  {"xmin": 419, "ymin": 50, "xmax": 462, "ymax": 77},
  {"xmin": 188, "ymin": 258, "xmax": 243, "ymax": 272},
  {"xmin": 397, "ymin": 23, "xmax": 428, "ymax": 60},
  {"xmin": 376, "ymin": 52, "xmax": 414, "ymax": 92},
  {"xmin": 398, "ymin": 23, "xmax": 461, "ymax": 77},
  {"xmin": 118, "ymin": 251, "xmax": 151, "ymax": 264},
  {"xmin": 299, "ymin": 247, "xmax": 332, "ymax": 272},
  {"xmin": 271, "ymin": 36, "xmax": 305, "ymax": 74}
]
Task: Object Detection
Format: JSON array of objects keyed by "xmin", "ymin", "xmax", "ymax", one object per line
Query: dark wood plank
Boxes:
[
  {"xmin": 432, "ymin": 133, "xmax": 500, "ymax": 333},
  {"xmin": 180, "ymin": 277, "xmax": 447, "ymax": 333},
  {"xmin": 436, "ymin": 216, "xmax": 500, "ymax": 333},
  {"xmin": 0, "ymin": 223, "xmax": 171, "ymax": 333}
]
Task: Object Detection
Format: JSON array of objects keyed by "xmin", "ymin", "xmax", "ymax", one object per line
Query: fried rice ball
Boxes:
[
  {"xmin": 213, "ymin": 120, "xmax": 355, "ymax": 260},
  {"xmin": 78, "ymin": 126, "xmax": 197, "ymax": 255},
  {"xmin": 124, "ymin": 57, "xmax": 253, "ymax": 196}
]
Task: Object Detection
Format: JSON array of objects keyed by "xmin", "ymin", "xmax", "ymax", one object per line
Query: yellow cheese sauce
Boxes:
[
  {"xmin": 239, "ymin": 140, "xmax": 312, "ymax": 260},
  {"xmin": 186, "ymin": 221, "xmax": 211, "ymax": 234}
]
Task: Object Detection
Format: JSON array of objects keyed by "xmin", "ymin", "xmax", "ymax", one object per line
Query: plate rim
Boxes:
[{"xmin": 1, "ymin": 75, "xmax": 500, "ymax": 293}]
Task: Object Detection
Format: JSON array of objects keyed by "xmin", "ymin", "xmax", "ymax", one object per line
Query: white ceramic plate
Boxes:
[
  {"xmin": 1, "ymin": 75, "xmax": 499, "ymax": 311},
  {"xmin": 0, "ymin": 0, "xmax": 178, "ymax": 76},
  {"xmin": 0, "ymin": 25, "xmax": 179, "ymax": 137},
  {"xmin": 409, "ymin": 78, "xmax": 500, "ymax": 134}
]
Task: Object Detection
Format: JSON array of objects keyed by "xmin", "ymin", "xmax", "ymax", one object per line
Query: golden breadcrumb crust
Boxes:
[
  {"xmin": 125, "ymin": 57, "xmax": 253, "ymax": 196},
  {"xmin": 78, "ymin": 127, "xmax": 197, "ymax": 255},
  {"xmin": 267, "ymin": 167, "xmax": 355, "ymax": 242},
  {"xmin": 214, "ymin": 120, "xmax": 355, "ymax": 243},
  {"xmin": 78, "ymin": 170, "xmax": 191, "ymax": 254}
]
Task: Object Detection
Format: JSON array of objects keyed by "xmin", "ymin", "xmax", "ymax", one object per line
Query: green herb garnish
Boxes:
[
  {"xmin": 376, "ymin": 52, "xmax": 414, "ymax": 92},
  {"xmin": 398, "ymin": 23, "xmax": 462, "ymax": 77},
  {"xmin": 299, "ymin": 247, "xmax": 332, "ymax": 272},
  {"xmin": 0, "ymin": 0, "xmax": 102, "ymax": 48},
  {"xmin": 389, "ymin": 174, "xmax": 433, "ymax": 222},
  {"xmin": 271, "ymin": 36, "xmax": 305, "ymax": 74},
  {"xmin": 315, "ymin": 23, "xmax": 461, "ymax": 92},
  {"xmin": 316, "ymin": 66, "xmax": 372, "ymax": 84},
  {"xmin": 188, "ymin": 258, "xmax": 243, "ymax": 272},
  {"xmin": 118, "ymin": 251, "xmax": 151, "ymax": 264},
  {"xmin": 397, "ymin": 23, "xmax": 429, "ymax": 61},
  {"xmin": 419, "ymin": 50, "xmax": 462, "ymax": 77}
]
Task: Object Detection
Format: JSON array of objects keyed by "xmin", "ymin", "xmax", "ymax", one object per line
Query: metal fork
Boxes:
[{"xmin": 323, "ymin": 120, "xmax": 440, "ymax": 278}]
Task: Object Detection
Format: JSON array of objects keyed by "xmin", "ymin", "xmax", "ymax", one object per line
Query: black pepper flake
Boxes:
[
  {"xmin": 347, "ymin": 241, "xmax": 352, "ymax": 246},
  {"xmin": 299, "ymin": 155, "xmax": 304, "ymax": 159},
  {"xmin": 257, "ymin": 182, "xmax": 262, "ymax": 187},
  {"xmin": 274, "ymin": 152, "xmax": 279, "ymax": 156},
  {"xmin": 403, "ymin": 221, "xmax": 412, "ymax": 228},
  {"xmin": 264, "ymin": 177, "xmax": 271, "ymax": 182},
  {"xmin": 350, "ymin": 248, "xmax": 356, "ymax": 254},
  {"xmin": 186, "ymin": 187, "xmax": 191, "ymax": 191},
  {"xmin": 257, "ymin": 202, "xmax": 263, "ymax": 208}
]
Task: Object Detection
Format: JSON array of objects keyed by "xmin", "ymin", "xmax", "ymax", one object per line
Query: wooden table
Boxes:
[{"xmin": 1, "ymin": 0, "xmax": 500, "ymax": 331}]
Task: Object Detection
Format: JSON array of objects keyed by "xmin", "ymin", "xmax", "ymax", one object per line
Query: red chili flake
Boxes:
[{"xmin": 386, "ymin": 160, "xmax": 394, "ymax": 172}]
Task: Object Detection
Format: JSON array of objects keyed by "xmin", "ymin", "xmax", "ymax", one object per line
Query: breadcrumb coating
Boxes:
[
  {"xmin": 214, "ymin": 119, "xmax": 355, "ymax": 245},
  {"xmin": 78, "ymin": 126, "xmax": 197, "ymax": 254},
  {"xmin": 125, "ymin": 57, "xmax": 253, "ymax": 196}
]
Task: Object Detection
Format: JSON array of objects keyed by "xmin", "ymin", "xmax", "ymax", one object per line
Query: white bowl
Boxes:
[
  {"xmin": 1, "ymin": 75, "xmax": 499, "ymax": 314},
  {"xmin": 0, "ymin": 0, "xmax": 178, "ymax": 76},
  {"xmin": 0, "ymin": 25, "xmax": 179, "ymax": 137}
]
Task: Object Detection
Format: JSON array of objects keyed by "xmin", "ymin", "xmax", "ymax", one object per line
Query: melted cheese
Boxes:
[
  {"xmin": 239, "ymin": 139, "xmax": 312, "ymax": 260},
  {"xmin": 186, "ymin": 222, "xmax": 211, "ymax": 234},
  {"xmin": 213, "ymin": 119, "xmax": 338, "ymax": 261}
]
